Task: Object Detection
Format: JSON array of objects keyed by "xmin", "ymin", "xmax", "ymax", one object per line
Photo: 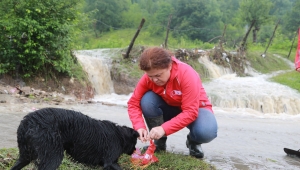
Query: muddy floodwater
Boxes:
[
  {"xmin": 1, "ymin": 100, "xmax": 300, "ymax": 170},
  {"xmin": 1, "ymin": 50, "xmax": 300, "ymax": 169}
]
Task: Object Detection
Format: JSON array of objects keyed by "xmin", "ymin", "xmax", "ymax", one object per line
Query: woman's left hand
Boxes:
[{"xmin": 148, "ymin": 126, "xmax": 166, "ymax": 140}]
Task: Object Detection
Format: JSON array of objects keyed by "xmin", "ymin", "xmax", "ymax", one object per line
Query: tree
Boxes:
[
  {"xmin": 0, "ymin": 0, "xmax": 83, "ymax": 78},
  {"xmin": 283, "ymin": 0, "xmax": 300, "ymax": 34},
  {"xmin": 84, "ymin": 0, "xmax": 129, "ymax": 35},
  {"xmin": 171, "ymin": 0, "xmax": 222, "ymax": 42},
  {"xmin": 218, "ymin": 0, "xmax": 240, "ymax": 25},
  {"xmin": 270, "ymin": 0, "xmax": 293, "ymax": 19},
  {"xmin": 148, "ymin": 1, "xmax": 174, "ymax": 36},
  {"xmin": 218, "ymin": 0, "xmax": 244, "ymax": 47},
  {"xmin": 238, "ymin": 0, "xmax": 273, "ymax": 43},
  {"xmin": 120, "ymin": 3, "xmax": 147, "ymax": 28}
]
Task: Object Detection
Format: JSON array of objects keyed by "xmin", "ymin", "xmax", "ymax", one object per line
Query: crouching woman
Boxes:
[{"xmin": 127, "ymin": 47, "xmax": 218, "ymax": 158}]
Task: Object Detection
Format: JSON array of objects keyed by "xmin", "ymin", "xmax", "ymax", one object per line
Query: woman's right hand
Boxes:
[{"xmin": 137, "ymin": 128, "xmax": 148, "ymax": 143}]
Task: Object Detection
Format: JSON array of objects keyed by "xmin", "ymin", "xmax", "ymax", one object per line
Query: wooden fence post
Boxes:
[
  {"xmin": 287, "ymin": 29, "xmax": 298, "ymax": 59},
  {"xmin": 261, "ymin": 20, "xmax": 280, "ymax": 57},
  {"xmin": 123, "ymin": 18, "xmax": 146, "ymax": 59},
  {"xmin": 164, "ymin": 15, "xmax": 172, "ymax": 49}
]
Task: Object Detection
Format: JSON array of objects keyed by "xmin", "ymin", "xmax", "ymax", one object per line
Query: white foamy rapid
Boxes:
[
  {"xmin": 204, "ymin": 73, "xmax": 300, "ymax": 115},
  {"xmin": 75, "ymin": 49, "xmax": 114, "ymax": 95},
  {"xmin": 198, "ymin": 55, "xmax": 233, "ymax": 78},
  {"xmin": 75, "ymin": 49, "xmax": 300, "ymax": 117},
  {"xmin": 66, "ymin": 50, "xmax": 300, "ymax": 170}
]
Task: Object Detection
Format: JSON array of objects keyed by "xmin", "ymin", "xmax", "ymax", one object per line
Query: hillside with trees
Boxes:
[{"xmin": 0, "ymin": 0, "xmax": 299, "ymax": 95}]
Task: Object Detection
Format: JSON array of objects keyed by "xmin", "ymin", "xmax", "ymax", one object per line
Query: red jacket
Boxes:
[
  {"xmin": 295, "ymin": 28, "xmax": 300, "ymax": 70},
  {"xmin": 127, "ymin": 57, "xmax": 212, "ymax": 136}
]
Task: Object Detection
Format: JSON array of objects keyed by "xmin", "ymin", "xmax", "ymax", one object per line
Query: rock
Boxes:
[
  {"xmin": 20, "ymin": 86, "xmax": 31, "ymax": 95},
  {"xmin": 52, "ymin": 97, "xmax": 63, "ymax": 102}
]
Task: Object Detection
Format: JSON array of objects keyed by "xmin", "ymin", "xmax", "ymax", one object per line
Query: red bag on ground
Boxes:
[{"xmin": 131, "ymin": 140, "xmax": 159, "ymax": 168}]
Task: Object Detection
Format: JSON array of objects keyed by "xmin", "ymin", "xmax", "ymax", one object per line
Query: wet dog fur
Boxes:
[{"xmin": 11, "ymin": 107, "xmax": 139, "ymax": 170}]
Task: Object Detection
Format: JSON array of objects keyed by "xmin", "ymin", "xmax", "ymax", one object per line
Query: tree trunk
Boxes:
[
  {"xmin": 219, "ymin": 24, "xmax": 227, "ymax": 49},
  {"xmin": 252, "ymin": 25, "xmax": 260, "ymax": 43},
  {"xmin": 123, "ymin": 18, "xmax": 146, "ymax": 59},
  {"xmin": 262, "ymin": 20, "xmax": 280, "ymax": 57},
  {"xmin": 239, "ymin": 20, "xmax": 256, "ymax": 55},
  {"xmin": 252, "ymin": 29, "xmax": 257, "ymax": 43},
  {"xmin": 93, "ymin": 22, "xmax": 98, "ymax": 38},
  {"xmin": 164, "ymin": 15, "xmax": 172, "ymax": 49},
  {"xmin": 287, "ymin": 30, "xmax": 298, "ymax": 59}
]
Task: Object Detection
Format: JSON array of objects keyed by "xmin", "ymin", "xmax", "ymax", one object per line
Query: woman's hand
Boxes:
[
  {"xmin": 148, "ymin": 126, "xmax": 166, "ymax": 140},
  {"xmin": 297, "ymin": 68, "xmax": 300, "ymax": 72},
  {"xmin": 137, "ymin": 128, "xmax": 148, "ymax": 143}
]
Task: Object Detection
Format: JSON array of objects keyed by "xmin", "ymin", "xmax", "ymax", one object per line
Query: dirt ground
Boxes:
[{"xmin": 0, "ymin": 73, "xmax": 96, "ymax": 104}]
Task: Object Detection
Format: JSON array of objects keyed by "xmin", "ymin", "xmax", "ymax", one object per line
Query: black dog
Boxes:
[{"xmin": 11, "ymin": 107, "xmax": 139, "ymax": 170}]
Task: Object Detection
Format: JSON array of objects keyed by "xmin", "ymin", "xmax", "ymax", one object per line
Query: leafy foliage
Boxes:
[
  {"xmin": 0, "ymin": 0, "xmax": 83, "ymax": 78},
  {"xmin": 238, "ymin": 0, "xmax": 273, "ymax": 43},
  {"xmin": 76, "ymin": 0, "xmax": 298, "ymax": 51},
  {"xmin": 84, "ymin": 0, "xmax": 129, "ymax": 35},
  {"xmin": 171, "ymin": 0, "xmax": 222, "ymax": 42},
  {"xmin": 283, "ymin": 0, "xmax": 300, "ymax": 33},
  {"xmin": 238, "ymin": 0, "xmax": 273, "ymax": 25},
  {"xmin": 0, "ymin": 0, "xmax": 298, "ymax": 82}
]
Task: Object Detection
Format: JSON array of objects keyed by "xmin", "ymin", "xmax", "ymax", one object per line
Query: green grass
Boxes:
[
  {"xmin": 243, "ymin": 44, "xmax": 299, "ymax": 93},
  {"xmin": 75, "ymin": 27, "xmax": 300, "ymax": 95},
  {"xmin": 76, "ymin": 29, "xmax": 214, "ymax": 50},
  {"xmin": 0, "ymin": 148, "xmax": 215, "ymax": 170},
  {"xmin": 245, "ymin": 46, "xmax": 300, "ymax": 93},
  {"xmin": 83, "ymin": 29, "xmax": 300, "ymax": 94},
  {"xmin": 270, "ymin": 71, "xmax": 300, "ymax": 93},
  {"xmin": 246, "ymin": 50, "xmax": 291, "ymax": 74}
]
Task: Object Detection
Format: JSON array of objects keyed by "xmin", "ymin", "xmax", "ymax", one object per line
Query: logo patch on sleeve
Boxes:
[{"xmin": 171, "ymin": 90, "xmax": 182, "ymax": 96}]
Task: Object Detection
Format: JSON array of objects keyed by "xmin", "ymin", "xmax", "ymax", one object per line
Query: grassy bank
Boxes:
[
  {"xmin": 78, "ymin": 29, "xmax": 299, "ymax": 88},
  {"xmin": 270, "ymin": 71, "xmax": 300, "ymax": 92},
  {"xmin": 246, "ymin": 51, "xmax": 291, "ymax": 74},
  {"xmin": 76, "ymin": 29, "xmax": 214, "ymax": 50},
  {"xmin": 245, "ymin": 46, "xmax": 299, "ymax": 93},
  {"xmin": 0, "ymin": 148, "xmax": 215, "ymax": 170}
]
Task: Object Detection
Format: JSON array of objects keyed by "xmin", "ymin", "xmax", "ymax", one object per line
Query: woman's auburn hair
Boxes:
[{"xmin": 139, "ymin": 47, "xmax": 173, "ymax": 71}]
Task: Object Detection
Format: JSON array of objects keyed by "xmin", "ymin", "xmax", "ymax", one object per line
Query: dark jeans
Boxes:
[{"xmin": 140, "ymin": 91, "xmax": 218, "ymax": 143}]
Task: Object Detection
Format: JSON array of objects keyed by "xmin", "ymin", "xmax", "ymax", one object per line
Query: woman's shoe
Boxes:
[{"xmin": 186, "ymin": 134, "xmax": 204, "ymax": 158}]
